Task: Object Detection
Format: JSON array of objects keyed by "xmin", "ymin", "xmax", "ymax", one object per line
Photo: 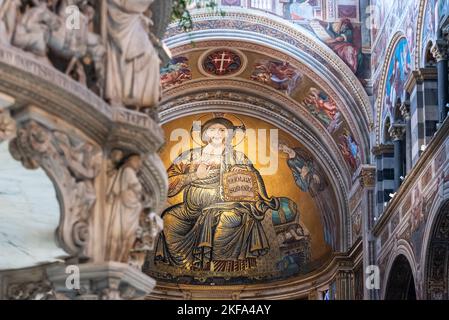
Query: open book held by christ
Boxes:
[{"xmin": 222, "ymin": 169, "xmax": 260, "ymax": 202}]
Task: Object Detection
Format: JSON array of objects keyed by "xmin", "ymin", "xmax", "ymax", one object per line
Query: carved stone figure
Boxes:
[
  {"xmin": 0, "ymin": 0, "xmax": 21, "ymax": 45},
  {"xmin": 129, "ymin": 210, "xmax": 163, "ymax": 270},
  {"xmin": 105, "ymin": 154, "xmax": 144, "ymax": 262},
  {"xmin": 53, "ymin": 132, "xmax": 102, "ymax": 247},
  {"xmin": 105, "ymin": 0, "xmax": 161, "ymax": 111},
  {"xmin": 7, "ymin": 280, "xmax": 55, "ymax": 300},
  {"xmin": 0, "ymin": 110, "xmax": 16, "ymax": 142},
  {"xmin": 56, "ymin": 1, "xmax": 105, "ymax": 92},
  {"xmin": 12, "ymin": 1, "xmax": 105, "ymax": 91},
  {"xmin": 13, "ymin": 1, "xmax": 61, "ymax": 63}
]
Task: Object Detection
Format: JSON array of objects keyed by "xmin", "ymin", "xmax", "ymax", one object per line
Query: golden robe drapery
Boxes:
[{"xmin": 155, "ymin": 147, "xmax": 279, "ymax": 272}]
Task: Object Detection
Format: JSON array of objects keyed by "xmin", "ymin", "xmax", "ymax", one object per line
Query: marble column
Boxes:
[
  {"xmin": 431, "ymin": 38, "xmax": 449, "ymax": 123},
  {"xmin": 389, "ymin": 124, "xmax": 406, "ymax": 190},
  {"xmin": 358, "ymin": 165, "xmax": 379, "ymax": 300},
  {"xmin": 372, "ymin": 144, "xmax": 395, "ymax": 217}
]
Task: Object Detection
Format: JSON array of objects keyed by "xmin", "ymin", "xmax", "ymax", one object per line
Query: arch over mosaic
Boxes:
[{"xmin": 376, "ymin": 36, "xmax": 412, "ymax": 143}]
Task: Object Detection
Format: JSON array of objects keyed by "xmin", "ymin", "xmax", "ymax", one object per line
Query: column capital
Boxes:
[
  {"xmin": 358, "ymin": 165, "xmax": 377, "ymax": 189},
  {"xmin": 372, "ymin": 143, "xmax": 394, "ymax": 156},
  {"xmin": 431, "ymin": 39, "xmax": 449, "ymax": 62},
  {"xmin": 389, "ymin": 123, "xmax": 407, "ymax": 141}
]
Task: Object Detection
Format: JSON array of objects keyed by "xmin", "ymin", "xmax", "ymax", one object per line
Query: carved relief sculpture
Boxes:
[
  {"xmin": 11, "ymin": 1, "xmax": 105, "ymax": 92},
  {"xmin": 105, "ymin": 154, "xmax": 144, "ymax": 262},
  {"xmin": 106, "ymin": 0, "xmax": 161, "ymax": 111},
  {"xmin": 0, "ymin": 0, "xmax": 21, "ymax": 45},
  {"xmin": 0, "ymin": 109, "xmax": 16, "ymax": 142},
  {"xmin": 7, "ymin": 280, "xmax": 55, "ymax": 300},
  {"xmin": 9, "ymin": 121, "xmax": 102, "ymax": 258},
  {"xmin": 12, "ymin": 1, "xmax": 58, "ymax": 63}
]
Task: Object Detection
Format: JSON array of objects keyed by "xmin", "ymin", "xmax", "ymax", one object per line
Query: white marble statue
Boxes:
[
  {"xmin": 12, "ymin": 1, "xmax": 61, "ymax": 62},
  {"xmin": 12, "ymin": 1, "xmax": 105, "ymax": 89},
  {"xmin": 105, "ymin": 154, "xmax": 144, "ymax": 262},
  {"xmin": 105, "ymin": 0, "xmax": 161, "ymax": 110},
  {"xmin": 0, "ymin": 0, "xmax": 21, "ymax": 45}
]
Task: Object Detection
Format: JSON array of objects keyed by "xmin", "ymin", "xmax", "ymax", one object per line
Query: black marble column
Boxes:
[
  {"xmin": 432, "ymin": 39, "xmax": 449, "ymax": 123},
  {"xmin": 389, "ymin": 124, "xmax": 406, "ymax": 190},
  {"xmin": 400, "ymin": 101, "xmax": 412, "ymax": 173}
]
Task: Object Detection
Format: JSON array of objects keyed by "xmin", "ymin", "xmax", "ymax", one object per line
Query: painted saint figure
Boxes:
[
  {"xmin": 339, "ymin": 130, "xmax": 360, "ymax": 170},
  {"xmin": 279, "ymin": 144, "xmax": 325, "ymax": 197},
  {"xmin": 279, "ymin": 143, "xmax": 336, "ymax": 247},
  {"xmin": 155, "ymin": 117, "xmax": 280, "ymax": 272},
  {"xmin": 325, "ymin": 19, "xmax": 361, "ymax": 74}
]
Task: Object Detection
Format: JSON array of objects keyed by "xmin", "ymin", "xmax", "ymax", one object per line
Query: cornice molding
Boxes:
[
  {"xmin": 148, "ymin": 241, "xmax": 363, "ymax": 300},
  {"xmin": 405, "ymin": 68, "xmax": 438, "ymax": 93},
  {"xmin": 161, "ymin": 78, "xmax": 352, "ymax": 177}
]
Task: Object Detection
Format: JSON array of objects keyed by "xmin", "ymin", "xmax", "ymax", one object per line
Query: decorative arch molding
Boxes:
[
  {"xmin": 420, "ymin": 193, "xmax": 449, "ymax": 268},
  {"xmin": 416, "ymin": 0, "xmax": 430, "ymax": 69},
  {"xmin": 375, "ymin": 32, "xmax": 408, "ymax": 144},
  {"xmin": 165, "ymin": 39, "xmax": 367, "ymax": 166},
  {"xmin": 162, "ymin": 78, "xmax": 352, "ymax": 182},
  {"xmin": 148, "ymin": 248, "xmax": 358, "ymax": 300},
  {"xmin": 382, "ymin": 242, "xmax": 419, "ymax": 300},
  {"xmin": 164, "ymin": 8, "xmax": 371, "ymax": 160},
  {"xmin": 420, "ymin": 178, "xmax": 449, "ymax": 299},
  {"xmin": 159, "ymin": 98, "xmax": 350, "ymax": 252}
]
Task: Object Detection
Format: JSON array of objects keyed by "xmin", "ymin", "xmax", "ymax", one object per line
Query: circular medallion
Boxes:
[{"xmin": 200, "ymin": 49, "xmax": 245, "ymax": 77}]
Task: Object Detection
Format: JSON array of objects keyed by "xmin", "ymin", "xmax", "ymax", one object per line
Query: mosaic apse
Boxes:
[
  {"xmin": 144, "ymin": 113, "xmax": 335, "ymax": 285},
  {"xmin": 161, "ymin": 49, "xmax": 362, "ymax": 172}
]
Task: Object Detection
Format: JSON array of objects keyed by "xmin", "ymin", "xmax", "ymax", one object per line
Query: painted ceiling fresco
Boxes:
[
  {"xmin": 144, "ymin": 113, "xmax": 336, "ymax": 284},
  {"xmin": 160, "ymin": 49, "xmax": 361, "ymax": 172},
  {"xmin": 218, "ymin": 0, "xmax": 369, "ymax": 80}
]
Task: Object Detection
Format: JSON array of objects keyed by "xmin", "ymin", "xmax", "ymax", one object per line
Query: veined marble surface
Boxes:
[{"xmin": 0, "ymin": 142, "xmax": 67, "ymax": 270}]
